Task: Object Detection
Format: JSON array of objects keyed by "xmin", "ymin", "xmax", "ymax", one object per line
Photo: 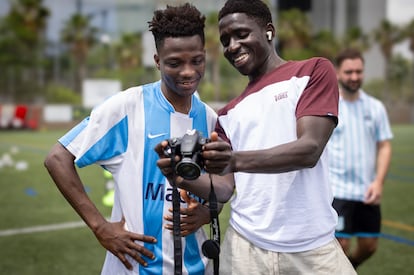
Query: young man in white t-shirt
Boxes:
[{"xmin": 156, "ymin": 0, "xmax": 356, "ymax": 274}]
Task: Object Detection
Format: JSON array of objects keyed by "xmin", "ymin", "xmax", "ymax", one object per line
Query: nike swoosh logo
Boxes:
[{"xmin": 148, "ymin": 133, "xmax": 168, "ymax": 139}]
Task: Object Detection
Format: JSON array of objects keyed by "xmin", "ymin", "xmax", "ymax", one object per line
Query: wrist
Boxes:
[{"xmin": 226, "ymin": 151, "xmax": 237, "ymax": 173}]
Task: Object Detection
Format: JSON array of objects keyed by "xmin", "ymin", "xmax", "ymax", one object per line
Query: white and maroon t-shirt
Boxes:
[{"xmin": 216, "ymin": 57, "xmax": 339, "ymax": 252}]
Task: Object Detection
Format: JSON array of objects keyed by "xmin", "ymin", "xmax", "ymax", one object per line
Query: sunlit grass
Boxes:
[{"xmin": 0, "ymin": 125, "xmax": 413, "ymax": 275}]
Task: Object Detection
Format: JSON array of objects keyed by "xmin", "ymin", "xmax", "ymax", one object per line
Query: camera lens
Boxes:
[{"xmin": 176, "ymin": 159, "xmax": 201, "ymax": 180}]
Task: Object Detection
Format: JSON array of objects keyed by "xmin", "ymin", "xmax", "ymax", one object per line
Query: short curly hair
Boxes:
[
  {"xmin": 218, "ymin": 0, "xmax": 272, "ymax": 27},
  {"xmin": 148, "ymin": 3, "xmax": 206, "ymax": 50},
  {"xmin": 334, "ymin": 48, "xmax": 365, "ymax": 67}
]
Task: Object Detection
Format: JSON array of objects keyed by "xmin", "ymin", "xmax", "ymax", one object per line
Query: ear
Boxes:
[
  {"xmin": 266, "ymin": 31, "xmax": 272, "ymax": 41},
  {"xmin": 154, "ymin": 54, "xmax": 160, "ymax": 70},
  {"xmin": 266, "ymin": 23, "xmax": 275, "ymax": 41}
]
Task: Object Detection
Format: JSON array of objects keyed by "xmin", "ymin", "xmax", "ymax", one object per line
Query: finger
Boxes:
[
  {"xmin": 157, "ymin": 158, "xmax": 172, "ymax": 169},
  {"xmin": 120, "ymin": 216, "xmax": 126, "ymax": 226},
  {"xmin": 164, "ymin": 213, "xmax": 173, "ymax": 222},
  {"xmin": 180, "ymin": 189, "xmax": 193, "ymax": 204},
  {"xmin": 181, "ymin": 229, "xmax": 191, "ymax": 237},
  {"xmin": 116, "ymin": 251, "xmax": 134, "ymax": 270},
  {"xmin": 164, "ymin": 223, "xmax": 173, "ymax": 231},
  {"xmin": 154, "ymin": 140, "xmax": 169, "ymax": 156},
  {"xmin": 123, "ymin": 248, "xmax": 147, "ymax": 267},
  {"xmin": 131, "ymin": 233, "xmax": 157, "ymax": 244},
  {"xmin": 128, "ymin": 241, "xmax": 155, "ymax": 260},
  {"xmin": 210, "ymin": 131, "xmax": 218, "ymax": 141}
]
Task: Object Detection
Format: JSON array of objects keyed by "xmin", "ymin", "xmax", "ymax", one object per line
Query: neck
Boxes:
[
  {"xmin": 249, "ymin": 54, "xmax": 286, "ymax": 82},
  {"xmin": 174, "ymin": 103, "xmax": 191, "ymax": 114},
  {"xmin": 340, "ymin": 88, "xmax": 360, "ymax": 101},
  {"xmin": 160, "ymin": 83, "xmax": 192, "ymax": 114}
]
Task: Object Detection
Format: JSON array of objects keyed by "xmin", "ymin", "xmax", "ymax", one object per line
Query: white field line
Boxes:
[{"xmin": 0, "ymin": 220, "xmax": 87, "ymax": 237}]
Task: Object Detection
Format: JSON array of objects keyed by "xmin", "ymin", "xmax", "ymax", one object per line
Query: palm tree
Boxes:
[
  {"xmin": 276, "ymin": 9, "xmax": 313, "ymax": 60},
  {"xmin": 0, "ymin": 0, "xmax": 49, "ymax": 101},
  {"xmin": 372, "ymin": 19, "xmax": 404, "ymax": 103},
  {"xmin": 205, "ymin": 12, "xmax": 221, "ymax": 101},
  {"xmin": 310, "ymin": 29, "xmax": 340, "ymax": 61},
  {"xmin": 341, "ymin": 26, "xmax": 371, "ymax": 53},
  {"xmin": 114, "ymin": 32, "xmax": 142, "ymax": 70},
  {"xmin": 61, "ymin": 13, "xmax": 98, "ymax": 94}
]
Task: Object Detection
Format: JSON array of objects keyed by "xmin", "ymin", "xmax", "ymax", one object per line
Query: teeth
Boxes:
[{"xmin": 234, "ymin": 53, "xmax": 248, "ymax": 63}]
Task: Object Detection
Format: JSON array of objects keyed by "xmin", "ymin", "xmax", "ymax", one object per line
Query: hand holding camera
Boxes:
[
  {"xmin": 155, "ymin": 130, "xmax": 233, "ymax": 181},
  {"xmin": 163, "ymin": 129, "xmax": 209, "ymax": 180}
]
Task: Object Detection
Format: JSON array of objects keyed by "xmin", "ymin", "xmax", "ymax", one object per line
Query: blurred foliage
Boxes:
[
  {"xmin": 0, "ymin": 1, "xmax": 413, "ymax": 106},
  {"xmin": 44, "ymin": 83, "xmax": 81, "ymax": 104}
]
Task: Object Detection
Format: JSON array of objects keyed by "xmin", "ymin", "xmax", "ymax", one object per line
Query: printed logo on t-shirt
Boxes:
[{"xmin": 274, "ymin": 91, "xmax": 288, "ymax": 102}]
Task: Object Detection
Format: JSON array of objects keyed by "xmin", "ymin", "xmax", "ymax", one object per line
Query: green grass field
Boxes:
[{"xmin": 0, "ymin": 125, "xmax": 413, "ymax": 275}]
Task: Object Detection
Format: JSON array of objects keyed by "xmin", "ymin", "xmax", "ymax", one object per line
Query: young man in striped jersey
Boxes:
[
  {"xmin": 328, "ymin": 48, "xmax": 393, "ymax": 269},
  {"xmin": 44, "ymin": 3, "xmax": 231, "ymax": 274}
]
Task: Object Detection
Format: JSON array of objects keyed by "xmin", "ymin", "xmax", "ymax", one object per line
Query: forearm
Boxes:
[
  {"xmin": 178, "ymin": 173, "xmax": 234, "ymax": 203},
  {"xmin": 44, "ymin": 143, "xmax": 108, "ymax": 232},
  {"xmin": 231, "ymin": 116, "xmax": 335, "ymax": 174},
  {"xmin": 232, "ymin": 140, "xmax": 321, "ymax": 173},
  {"xmin": 375, "ymin": 140, "xmax": 392, "ymax": 184}
]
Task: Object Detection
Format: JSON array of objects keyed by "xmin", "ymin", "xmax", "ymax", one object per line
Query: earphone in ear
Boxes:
[{"xmin": 266, "ymin": 31, "xmax": 272, "ymax": 41}]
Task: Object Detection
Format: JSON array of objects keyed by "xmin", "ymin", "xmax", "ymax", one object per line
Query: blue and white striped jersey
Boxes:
[
  {"xmin": 59, "ymin": 80, "xmax": 217, "ymax": 275},
  {"xmin": 327, "ymin": 90, "xmax": 393, "ymax": 201}
]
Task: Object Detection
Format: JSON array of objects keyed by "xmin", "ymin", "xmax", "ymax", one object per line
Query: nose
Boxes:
[
  {"xmin": 180, "ymin": 63, "xmax": 196, "ymax": 77},
  {"xmin": 350, "ymin": 72, "xmax": 360, "ymax": 81},
  {"xmin": 227, "ymin": 37, "xmax": 240, "ymax": 53}
]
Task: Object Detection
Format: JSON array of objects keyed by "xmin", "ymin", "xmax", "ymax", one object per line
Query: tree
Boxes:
[
  {"xmin": 205, "ymin": 12, "xmax": 221, "ymax": 101},
  {"xmin": 276, "ymin": 9, "xmax": 313, "ymax": 60},
  {"xmin": 341, "ymin": 26, "xmax": 371, "ymax": 53},
  {"xmin": 114, "ymin": 32, "xmax": 142, "ymax": 70},
  {"xmin": 0, "ymin": 0, "xmax": 49, "ymax": 101},
  {"xmin": 372, "ymin": 19, "xmax": 404, "ymax": 103},
  {"xmin": 61, "ymin": 13, "xmax": 98, "ymax": 94},
  {"xmin": 310, "ymin": 29, "xmax": 340, "ymax": 61}
]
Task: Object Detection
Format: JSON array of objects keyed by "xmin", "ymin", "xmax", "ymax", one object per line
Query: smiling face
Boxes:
[
  {"xmin": 155, "ymin": 35, "xmax": 205, "ymax": 100},
  {"xmin": 219, "ymin": 13, "xmax": 274, "ymax": 81}
]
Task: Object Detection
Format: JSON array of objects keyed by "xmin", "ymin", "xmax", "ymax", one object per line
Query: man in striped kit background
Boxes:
[{"xmin": 328, "ymin": 48, "xmax": 393, "ymax": 270}]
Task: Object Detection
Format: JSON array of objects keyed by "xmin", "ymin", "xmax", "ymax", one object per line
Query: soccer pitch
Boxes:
[{"xmin": 0, "ymin": 125, "xmax": 413, "ymax": 275}]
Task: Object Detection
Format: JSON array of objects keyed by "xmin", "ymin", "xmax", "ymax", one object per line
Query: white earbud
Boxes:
[{"xmin": 266, "ymin": 31, "xmax": 272, "ymax": 41}]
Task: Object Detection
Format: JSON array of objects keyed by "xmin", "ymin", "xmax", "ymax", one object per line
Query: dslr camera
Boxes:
[{"xmin": 164, "ymin": 130, "xmax": 209, "ymax": 180}]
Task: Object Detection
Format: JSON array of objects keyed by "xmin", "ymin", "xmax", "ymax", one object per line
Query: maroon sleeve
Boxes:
[
  {"xmin": 296, "ymin": 58, "xmax": 339, "ymax": 125},
  {"xmin": 214, "ymin": 117, "xmax": 231, "ymax": 146}
]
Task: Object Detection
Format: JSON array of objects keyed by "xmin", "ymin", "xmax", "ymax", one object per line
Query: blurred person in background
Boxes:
[
  {"xmin": 329, "ymin": 48, "xmax": 393, "ymax": 269},
  {"xmin": 44, "ymin": 3, "xmax": 230, "ymax": 274}
]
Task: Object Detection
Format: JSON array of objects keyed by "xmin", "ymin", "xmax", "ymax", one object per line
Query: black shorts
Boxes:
[{"xmin": 332, "ymin": 198, "xmax": 381, "ymax": 238}]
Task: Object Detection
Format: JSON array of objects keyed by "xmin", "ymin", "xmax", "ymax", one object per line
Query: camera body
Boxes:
[{"xmin": 164, "ymin": 130, "xmax": 209, "ymax": 180}]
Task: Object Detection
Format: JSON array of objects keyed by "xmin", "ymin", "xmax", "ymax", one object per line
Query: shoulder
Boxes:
[
  {"xmin": 284, "ymin": 57, "xmax": 335, "ymax": 80},
  {"xmin": 193, "ymin": 95, "xmax": 218, "ymax": 117},
  {"xmin": 360, "ymin": 91, "xmax": 386, "ymax": 108},
  {"xmin": 290, "ymin": 57, "xmax": 333, "ymax": 68},
  {"xmin": 101, "ymin": 86, "xmax": 143, "ymax": 106}
]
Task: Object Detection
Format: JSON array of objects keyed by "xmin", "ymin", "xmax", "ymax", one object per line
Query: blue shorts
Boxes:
[{"xmin": 332, "ymin": 198, "xmax": 381, "ymax": 238}]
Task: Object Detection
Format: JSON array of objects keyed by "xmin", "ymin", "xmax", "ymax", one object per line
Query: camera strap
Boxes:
[
  {"xmin": 170, "ymin": 156, "xmax": 220, "ymax": 275},
  {"xmin": 207, "ymin": 174, "xmax": 220, "ymax": 275},
  {"xmin": 170, "ymin": 153, "xmax": 183, "ymax": 275}
]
